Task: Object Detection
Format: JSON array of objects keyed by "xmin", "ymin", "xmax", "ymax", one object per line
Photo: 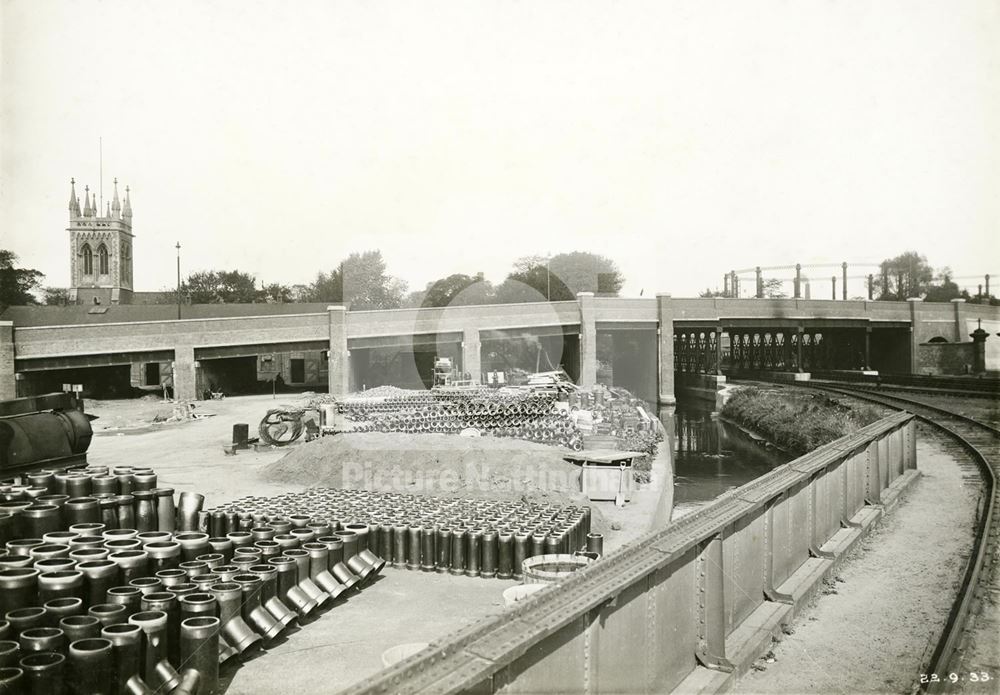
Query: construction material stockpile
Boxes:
[
  {"xmin": 570, "ymin": 387, "xmax": 662, "ymax": 460},
  {"xmin": 211, "ymin": 488, "xmax": 592, "ymax": 580},
  {"xmin": 335, "ymin": 389, "xmax": 585, "ymax": 450},
  {"xmin": 0, "ymin": 465, "xmax": 385, "ymax": 694}
]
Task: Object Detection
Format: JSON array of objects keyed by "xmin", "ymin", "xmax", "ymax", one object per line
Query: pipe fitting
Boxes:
[
  {"xmin": 208, "ymin": 582, "xmax": 262, "ymax": 656},
  {"xmin": 231, "ymin": 574, "xmax": 283, "ymax": 642},
  {"xmin": 140, "ymin": 592, "xmax": 181, "ymax": 665},
  {"xmin": 267, "ymin": 557, "xmax": 317, "ymax": 617},
  {"xmin": 128, "ymin": 610, "xmax": 180, "ymax": 691},
  {"xmin": 179, "ymin": 616, "xmax": 219, "ymax": 695},
  {"xmin": 246, "ymin": 565, "xmax": 296, "ymax": 630},
  {"xmin": 301, "ymin": 543, "xmax": 347, "ymax": 600},
  {"xmin": 281, "ymin": 550, "xmax": 330, "ymax": 607}
]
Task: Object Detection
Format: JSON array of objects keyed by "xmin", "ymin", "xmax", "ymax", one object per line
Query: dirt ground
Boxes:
[
  {"xmin": 263, "ymin": 431, "xmax": 604, "ymax": 523},
  {"xmin": 80, "ymin": 393, "xmax": 672, "ymax": 692},
  {"xmin": 84, "ymin": 394, "xmax": 306, "ymax": 503},
  {"xmin": 733, "ymin": 429, "xmax": 980, "ymax": 695}
]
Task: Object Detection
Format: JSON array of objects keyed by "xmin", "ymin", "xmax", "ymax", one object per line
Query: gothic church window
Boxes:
[
  {"xmin": 82, "ymin": 244, "xmax": 93, "ymax": 275},
  {"xmin": 98, "ymin": 244, "xmax": 109, "ymax": 275}
]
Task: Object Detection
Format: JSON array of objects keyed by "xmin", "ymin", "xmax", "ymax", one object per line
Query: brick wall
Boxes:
[
  {"xmin": 0, "ymin": 322, "xmax": 14, "ymax": 400},
  {"xmin": 914, "ymin": 342, "xmax": 975, "ymax": 375}
]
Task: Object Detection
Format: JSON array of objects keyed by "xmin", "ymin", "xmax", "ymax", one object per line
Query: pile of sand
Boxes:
[{"xmin": 262, "ymin": 432, "xmax": 608, "ymax": 531}]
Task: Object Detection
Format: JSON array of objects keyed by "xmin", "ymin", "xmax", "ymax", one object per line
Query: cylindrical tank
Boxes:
[{"xmin": 0, "ymin": 407, "xmax": 93, "ymax": 471}]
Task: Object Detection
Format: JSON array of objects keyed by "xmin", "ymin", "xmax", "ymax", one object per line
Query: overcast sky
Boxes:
[{"xmin": 2, "ymin": 0, "xmax": 998, "ymax": 299}]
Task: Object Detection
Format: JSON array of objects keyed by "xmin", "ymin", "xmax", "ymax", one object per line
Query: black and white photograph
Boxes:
[{"xmin": 0, "ymin": 1, "xmax": 998, "ymax": 693}]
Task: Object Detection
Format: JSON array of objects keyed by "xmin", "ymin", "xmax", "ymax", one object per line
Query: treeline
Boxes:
[
  {"xmin": 1, "ymin": 248, "xmax": 624, "ymax": 310},
  {"xmin": 174, "ymin": 250, "xmax": 622, "ymax": 309}
]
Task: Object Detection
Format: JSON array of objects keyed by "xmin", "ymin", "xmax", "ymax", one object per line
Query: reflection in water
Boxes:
[{"xmin": 660, "ymin": 401, "xmax": 789, "ymax": 518}]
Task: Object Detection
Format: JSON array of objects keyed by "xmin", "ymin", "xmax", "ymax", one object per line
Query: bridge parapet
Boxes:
[{"xmin": 346, "ymin": 300, "xmax": 582, "ymax": 338}]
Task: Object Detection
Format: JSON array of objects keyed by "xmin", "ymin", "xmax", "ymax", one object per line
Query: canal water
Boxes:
[{"xmin": 662, "ymin": 400, "xmax": 790, "ymax": 519}]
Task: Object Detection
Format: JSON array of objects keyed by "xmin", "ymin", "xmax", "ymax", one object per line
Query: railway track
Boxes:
[{"xmin": 778, "ymin": 382, "xmax": 999, "ymax": 693}]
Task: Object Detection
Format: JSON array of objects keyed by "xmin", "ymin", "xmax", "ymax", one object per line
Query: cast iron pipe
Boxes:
[
  {"xmin": 68, "ymin": 637, "xmax": 114, "ymax": 695},
  {"xmin": 0, "ymin": 640, "xmax": 18, "ymax": 668},
  {"xmin": 105, "ymin": 587, "xmax": 143, "ymax": 618},
  {"xmin": 173, "ymin": 533, "xmax": 210, "ymax": 562},
  {"xmin": 87, "ymin": 603, "xmax": 127, "ymax": 628},
  {"xmin": 0, "ymin": 568, "xmax": 39, "ymax": 615},
  {"xmin": 18, "ymin": 650, "xmax": 65, "ymax": 695},
  {"xmin": 152, "ymin": 489, "xmax": 175, "ymax": 534},
  {"xmin": 43, "ymin": 597, "xmax": 83, "ymax": 626},
  {"xmin": 108, "ymin": 552, "xmax": 148, "ymax": 585},
  {"xmin": 101, "ymin": 622, "xmax": 143, "ymax": 695},
  {"xmin": 60, "ymin": 614, "xmax": 101, "ymax": 642},
  {"xmin": 19, "ymin": 626, "xmax": 65, "ymax": 654},
  {"xmin": 0, "ymin": 666, "xmax": 21, "ymax": 692}
]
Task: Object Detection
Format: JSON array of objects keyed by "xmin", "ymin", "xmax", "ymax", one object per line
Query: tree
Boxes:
[
  {"xmin": 182, "ymin": 270, "xmax": 259, "ymax": 303},
  {"xmin": 495, "ymin": 252, "xmax": 624, "ymax": 303},
  {"xmin": 304, "ymin": 250, "xmax": 406, "ymax": 309},
  {"xmin": 43, "ymin": 287, "xmax": 70, "ymax": 306},
  {"xmin": 288, "ymin": 284, "xmax": 312, "ymax": 303},
  {"xmin": 418, "ymin": 273, "xmax": 494, "ymax": 308},
  {"xmin": 495, "ymin": 263, "xmax": 569, "ymax": 303},
  {"xmin": 258, "ymin": 283, "xmax": 293, "ymax": 303},
  {"xmin": 874, "ymin": 252, "xmax": 934, "ymax": 300},
  {"xmin": 699, "ymin": 287, "xmax": 726, "ymax": 297},
  {"xmin": 923, "ymin": 269, "xmax": 963, "ymax": 303},
  {"xmin": 0, "ymin": 250, "xmax": 43, "ymax": 307},
  {"xmin": 403, "ymin": 289, "xmax": 427, "ymax": 308},
  {"xmin": 761, "ymin": 278, "xmax": 787, "ymax": 298}
]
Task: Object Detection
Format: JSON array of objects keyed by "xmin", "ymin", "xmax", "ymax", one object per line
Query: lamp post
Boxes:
[
  {"xmin": 176, "ymin": 242, "xmax": 182, "ymax": 320},
  {"xmin": 543, "ymin": 253, "xmax": 552, "ymax": 301}
]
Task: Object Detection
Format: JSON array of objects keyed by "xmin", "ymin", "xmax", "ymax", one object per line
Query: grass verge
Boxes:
[{"xmin": 720, "ymin": 386, "xmax": 883, "ymax": 456}]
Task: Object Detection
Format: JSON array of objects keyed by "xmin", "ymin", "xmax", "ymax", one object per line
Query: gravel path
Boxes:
[{"xmin": 734, "ymin": 428, "xmax": 979, "ymax": 694}]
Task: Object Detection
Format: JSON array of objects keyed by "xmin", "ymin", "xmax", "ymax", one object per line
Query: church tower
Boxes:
[{"xmin": 67, "ymin": 178, "xmax": 134, "ymax": 305}]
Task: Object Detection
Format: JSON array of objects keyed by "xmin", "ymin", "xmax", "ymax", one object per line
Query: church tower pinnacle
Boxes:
[
  {"xmin": 111, "ymin": 178, "xmax": 121, "ymax": 218},
  {"xmin": 68, "ymin": 179, "xmax": 81, "ymax": 217}
]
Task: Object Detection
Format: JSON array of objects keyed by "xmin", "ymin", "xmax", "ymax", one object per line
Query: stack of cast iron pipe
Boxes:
[
  {"xmin": 207, "ymin": 488, "xmax": 591, "ymax": 580},
  {"xmin": 335, "ymin": 391, "xmax": 585, "ymax": 447},
  {"xmin": 0, "ymin": 467, "xmax": 388, "ymax": 693}
]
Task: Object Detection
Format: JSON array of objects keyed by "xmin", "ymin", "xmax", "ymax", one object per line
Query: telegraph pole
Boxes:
[{"xmin": 176, "ymin": 242, "xmax": 182, "ymax": 320}]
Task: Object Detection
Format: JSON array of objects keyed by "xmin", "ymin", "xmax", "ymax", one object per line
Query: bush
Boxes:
[{"xmin": 721, "ymin": 387, "xmax": 882, "ymax": 455}]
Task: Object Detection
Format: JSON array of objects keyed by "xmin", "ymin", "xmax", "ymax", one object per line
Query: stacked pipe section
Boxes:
[
  {"xmin": 0, "ymin": 465, "xmax": 385, "ymax": 694},
  {"xmin": 334, "ymin": 391, "xmax": 585, "ymax": 449},
  {"xmin": 209, "ymin": 488, "xmax": 592, "ymax": 580}
]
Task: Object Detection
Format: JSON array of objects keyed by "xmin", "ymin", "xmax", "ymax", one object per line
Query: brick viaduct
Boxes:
[{"xmin": 2, "ymin": 295, "xmax": 997, "ymax": 404}]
